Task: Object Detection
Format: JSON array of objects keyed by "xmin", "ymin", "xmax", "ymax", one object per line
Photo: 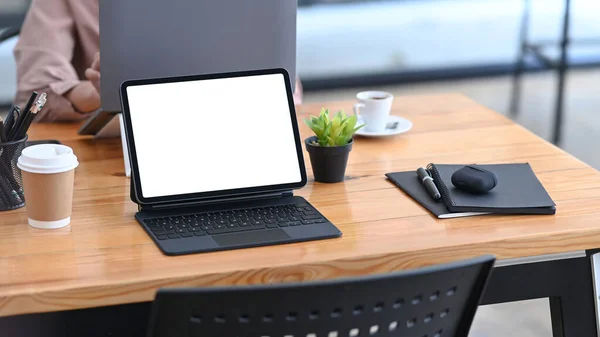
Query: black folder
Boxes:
[
  {"xmin": 386, "ymin": 171, "xmax": 487, "ymax": 218},
  {"xmin": 386, "ymin": 163, "xmax": 556, "ymax": 218}
]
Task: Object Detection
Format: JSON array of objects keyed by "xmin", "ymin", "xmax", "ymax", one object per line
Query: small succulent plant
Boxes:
[{"xmin": 304, "ymin": 108, "xmax": 366, "ymax": 147}]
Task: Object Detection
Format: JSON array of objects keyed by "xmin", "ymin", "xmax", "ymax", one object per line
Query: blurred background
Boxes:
[
  {"xmin": 1, "ymin": 1, "xmax": 599, "ymax": 335},
  {"xmin": 295, "ymin": 0, "xmax": 600, "ymax": 170}
]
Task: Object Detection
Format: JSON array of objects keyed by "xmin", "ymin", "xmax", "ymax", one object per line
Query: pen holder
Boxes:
[{"xmin": 0, "ymin": 136, "xmax": 27, "ymax": 211}]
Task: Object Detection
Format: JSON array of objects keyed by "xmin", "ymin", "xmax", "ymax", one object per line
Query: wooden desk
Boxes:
[{"xmin": 1, "ymin": 94, "xmax": 599, "ymax": 336}]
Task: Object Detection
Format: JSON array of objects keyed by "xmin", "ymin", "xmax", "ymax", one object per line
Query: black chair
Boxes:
[
  {"xmin": 0, "ymin": 27, "xmax": 20, "ymax": 44},
  {"xmin": 0, "ymin": 27, "xmax": 19, "ymax": 111},
  {"xmin": 147, "ymin": 255, "xmax": 495, "ymax": 337}
]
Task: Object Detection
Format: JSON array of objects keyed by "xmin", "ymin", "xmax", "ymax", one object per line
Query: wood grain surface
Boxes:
[{"xmin": 1, "ymin": 94, "xmax": 599, "ymax": 317}]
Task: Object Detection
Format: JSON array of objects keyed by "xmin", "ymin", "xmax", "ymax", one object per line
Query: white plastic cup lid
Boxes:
[{"xmin": 17, "ymin": 144, "xmax": 79, "ymax": 174}]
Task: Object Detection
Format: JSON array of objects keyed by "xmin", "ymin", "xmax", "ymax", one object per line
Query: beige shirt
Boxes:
[{"xmin": 14, "ymin": 0, "xmax": 99, "ymax": 122}]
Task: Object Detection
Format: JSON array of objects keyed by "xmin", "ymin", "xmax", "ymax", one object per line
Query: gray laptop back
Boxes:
[{"xmin": 100, "ymin": 0, "xmax": 297, "ymax": 112}]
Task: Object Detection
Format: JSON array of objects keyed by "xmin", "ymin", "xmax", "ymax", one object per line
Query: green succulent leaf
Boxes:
[
  {"xmin": 316, "ymin": 126, "xmax": 326, "ymax": 139},
  {"xmin": 306, "ymin": 108, "xmax": 368, "ymax": 147},
  {"xmin": 330, "ymin": 124, "xmax": 342, "ymax": 140},
  {"xmin": 352, "ymin": 124, "xmax": 366, "ymax": 134},
  {"xmin": 335, "ymin": 135, "xmax": 347, "ymax": 146},
  {"xmin": 332, "ymin": 115, "xmax": 341, "ymax": 130},
  {"xmin": 345, "ymin": 115, "xmax": 357, "ymax": 131},
  {"xmin": 339, "ymin": 120, "xmax": 348, "ymax": 134},
  {"xmin": 303, "ymin": 118, "xmax": 314, "ymax": 129},
  {"xmin": 323, "ymin": 109, "xmax": 330, "ymax": 125},
  {"xmin": 323, "ymin": 122, "xmax": 332, "ymax": 138}
]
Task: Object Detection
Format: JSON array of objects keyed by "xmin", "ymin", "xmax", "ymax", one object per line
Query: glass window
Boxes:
[{"xmin": 297, "ymin": 0, "xmax": 600, "ymax": 84}]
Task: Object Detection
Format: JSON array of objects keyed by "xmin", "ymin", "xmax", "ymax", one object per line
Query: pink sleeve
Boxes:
[{"xmin": 13, "ymin": 0, "xmax": 87, "ymax": 122}]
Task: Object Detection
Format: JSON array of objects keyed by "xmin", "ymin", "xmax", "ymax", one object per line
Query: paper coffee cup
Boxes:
[{"xmin": 17, "ymin": 145, "xmax": 79, "ymax": 229}]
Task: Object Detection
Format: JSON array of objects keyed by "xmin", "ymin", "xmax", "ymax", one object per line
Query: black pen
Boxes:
[
  {"xmin": 417, "ymin": 167, "xmax": 441, "ymax": 200},
  {"xmin": 0, "ymin": 116, "xmax": 5, "ymax": 143},
  {"xmin": 4, "ymin": 105, "xmax": 18, "ymax": 140},
  {"xmin": 13, "ymin": 93, "xmax": 47, "ymax": 140},
  {"xmin": 6, "ymin": 106, "xmax": 21, "ymax": 141},
  {"xmin": 11, "ymin": 91, "xmax": 37, "ymax": 140}
]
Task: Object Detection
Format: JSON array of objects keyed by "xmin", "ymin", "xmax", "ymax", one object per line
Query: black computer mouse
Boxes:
[{"xmin": 451, "ymin": 165, "xmax": 498, "ymax": 194}]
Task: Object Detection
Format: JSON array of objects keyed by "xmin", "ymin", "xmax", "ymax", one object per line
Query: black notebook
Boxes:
[{"xmin": 386, "ymin": 163, "xmax": 556, "ymax": 218}]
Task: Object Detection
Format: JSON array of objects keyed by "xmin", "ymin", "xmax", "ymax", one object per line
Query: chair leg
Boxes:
[
  {"xmin": 552, "ymin": 0, "xmax": 571, "ymax": 145},
  {"xmin": 509, "ymin": 0, "xmax": 531, "ymax": 118}
]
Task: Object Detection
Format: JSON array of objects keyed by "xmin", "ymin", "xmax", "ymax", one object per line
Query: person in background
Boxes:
[
  {"xmin": 14, "ymin": 0, "xmax": 100, "ymax": 122},
  {"xmin": 14, "ymin": 0, "xmax": 303, "ymax": 123}
]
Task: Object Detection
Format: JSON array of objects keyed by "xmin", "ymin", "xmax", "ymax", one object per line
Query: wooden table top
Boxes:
[{"xmin": 2, "ymin": 94, "xmax": 600, "ymax": 317}]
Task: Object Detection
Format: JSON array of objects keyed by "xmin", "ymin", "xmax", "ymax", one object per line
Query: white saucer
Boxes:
[{"xmin": 355, "ymin": 115, "xmax": 413, "ymax": 138}]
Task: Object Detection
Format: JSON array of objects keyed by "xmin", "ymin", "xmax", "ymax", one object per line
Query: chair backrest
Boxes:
[
  {"xmin": 147, "ymin": 255, "xmax": 495, "ymax": 337},
  {"xmin": 0, "ymin": 27, "xmax": 19, "ymax": 106},
  {"xmin": 0, "ymin": 27, "xmax": 19, "ymax": 43}
]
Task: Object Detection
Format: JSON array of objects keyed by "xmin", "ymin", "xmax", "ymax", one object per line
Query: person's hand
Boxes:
[
  {"xmin": 65, "ymin": 81, "xmax": 101, "ymax": 113},
  {"xmin": 65, "ymin": 52, "xmax": 101, "ymax": 113},
  {"xmin": 85, "ymin": 52, "xmax": 101, "ymax": 93}
]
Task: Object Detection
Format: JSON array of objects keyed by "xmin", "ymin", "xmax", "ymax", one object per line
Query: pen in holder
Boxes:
[{"xmin": 0, "ymin": 136, "xmax": 27, "ymax": 211}]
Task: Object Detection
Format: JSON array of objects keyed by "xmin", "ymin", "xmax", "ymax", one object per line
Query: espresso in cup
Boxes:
[
  {"xmin": 353, "ymin": 91, "xmax": 394, "ymax": 132},
  {"xmin": 17, "ymin": 144, "xmax": 79, "ymax": 229}
]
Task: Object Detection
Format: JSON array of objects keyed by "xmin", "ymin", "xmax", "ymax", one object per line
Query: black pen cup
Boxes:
[{"xmin": 0, "ymin": 136, "xmax": 27, "ymax": 211}]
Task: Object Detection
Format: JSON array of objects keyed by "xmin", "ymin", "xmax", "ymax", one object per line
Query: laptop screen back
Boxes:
[
  {"xmin": 101, "ymin": 0, "xmax": 297, "ymax": 113},
  {"xmin": 124, "ymin": 72, "xmax": 304, "ymax": 200}
]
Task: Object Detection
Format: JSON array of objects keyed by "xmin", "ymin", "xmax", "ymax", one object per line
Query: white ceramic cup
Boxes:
[
  {"xmin": 353, "ymin": 91, "xmax": 394, "ymax": 133},
  {"xmin": 17, "ymin": 145, "xmax": 79, "ymax": 229}
]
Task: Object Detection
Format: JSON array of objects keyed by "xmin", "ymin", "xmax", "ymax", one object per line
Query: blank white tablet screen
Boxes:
[{"xmin": 126, "ymin": 73, "xmax": 302, "ymax": 198}]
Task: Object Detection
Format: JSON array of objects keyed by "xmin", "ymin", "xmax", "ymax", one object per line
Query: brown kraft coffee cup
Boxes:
[{"xmin": 18, "ymin": 144, "xmax": 79, "ymax": 229}]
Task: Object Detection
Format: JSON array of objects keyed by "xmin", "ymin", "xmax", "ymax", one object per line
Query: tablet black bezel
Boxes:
[{"xmin": 120, "ymin": 68, "xmax": 307, "ymax": 206}]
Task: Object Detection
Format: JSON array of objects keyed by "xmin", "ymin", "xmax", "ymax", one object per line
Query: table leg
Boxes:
[
  {"xmin": 552, "ymin": 0, "xmax": 571, "ymax": 145},
  {"xmin": 481, "ymin": 250, "xmax": 597, "ymax": 337},
  {"xmin": 549, "ymin": 275, "xmax": 596, "ymax": 337}
]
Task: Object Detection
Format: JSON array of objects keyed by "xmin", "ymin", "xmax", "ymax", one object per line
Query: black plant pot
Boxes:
[{"xmin": 305, "ymin": 136, "xmax": 353, "ymax": 183}]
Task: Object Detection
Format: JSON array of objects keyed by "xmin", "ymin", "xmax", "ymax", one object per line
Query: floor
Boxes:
[{"xmin": 304, "ymin": 68, "xmax": 600, "ymax": 337}]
